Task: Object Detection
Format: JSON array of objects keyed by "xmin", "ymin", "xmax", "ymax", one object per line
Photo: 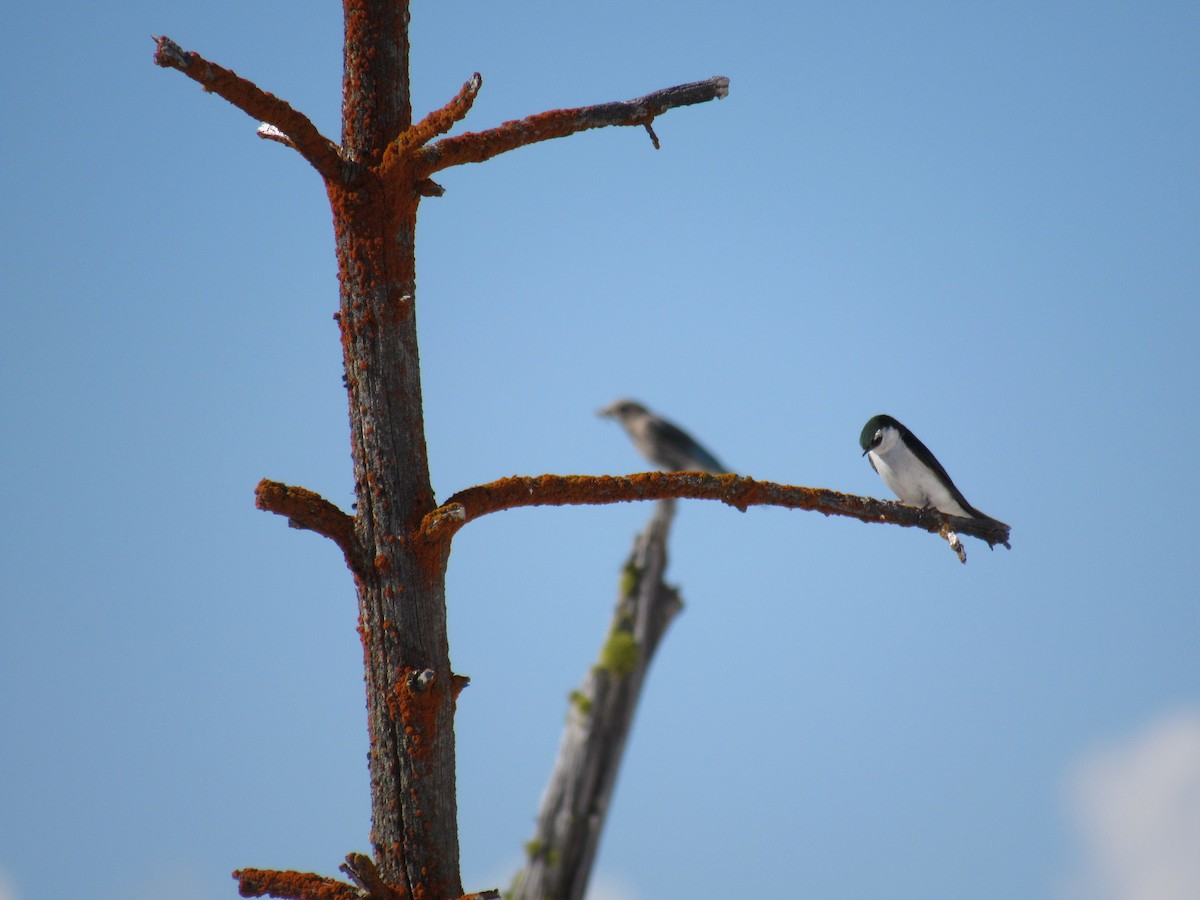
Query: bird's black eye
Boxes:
[{"xmin": 871, "ymin": 430, "xmax": 883, "ymax": 448}]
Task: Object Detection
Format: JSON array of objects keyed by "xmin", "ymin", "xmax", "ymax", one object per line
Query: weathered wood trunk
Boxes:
[{"xmin": 334, "ymin": 3, "xmax": 460, "ymax": 894}]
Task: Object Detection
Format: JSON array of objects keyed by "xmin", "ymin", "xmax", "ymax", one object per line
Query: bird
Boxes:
[
  {"xmin": 598, "ymin": 399, "xmax": 728, "ymax": 474},
  {"xmin": 859, "ymin": 414, "xmax": 1006, "ymax": 528}
]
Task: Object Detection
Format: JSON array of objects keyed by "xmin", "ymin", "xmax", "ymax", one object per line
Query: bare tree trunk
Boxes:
[
  {"xmin": 332, "ymin": 3, "xmax": 462, "ymax": 894},
  {"xmin": 330, "ymin": 186, "xmax": 461, "ymax": 897},
  {"xmin": 511, "ymin": 500, "xmax": 683, "ymax": 900}
]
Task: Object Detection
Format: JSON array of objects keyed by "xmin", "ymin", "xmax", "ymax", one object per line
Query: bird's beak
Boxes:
[{"xmin": 861, "ymin": 448, "xmax": 869, "ymax": 457}]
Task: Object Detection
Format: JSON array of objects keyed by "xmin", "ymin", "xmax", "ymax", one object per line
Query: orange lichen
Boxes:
[
  {"xmin": 415, "ymin": 76, "xmax": 728, "ymax": 178},
  {"xmin": 417, "ymin": 472, "xmax": 1010, "ymax": 549},
  {"xmin": 233, "ymin": 867, "xmax": 358, "ymax": 899},
  {"xmin": 255, "ymin": 478, "xmax": 365, "ymax": 573},
  {"xmin": 153, "ymin": 37, "xmax": 343, "ymax": 182},
  {"xmin": 390, "ymin": 667, "xmax": 442, "ymax": 761}
]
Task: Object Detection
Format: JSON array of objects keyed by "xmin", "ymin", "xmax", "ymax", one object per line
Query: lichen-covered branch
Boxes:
[
  {"xmin": 420, "ymin": 472, "xmax": 1012, "ymax": 550},
  {"xmin": 235, "ymin": 856, "xmax": 498, "ymax": 900},
  {"xmin": 510, "ymin": 500, "xmax": 682, "ymax": 900},
  {"xmin": 152, "ymin": 36, "xmax": 346, "ymax": 182},
  {"xmin": 403, "ymin": 73, "xmax": 483, "ymax": 151},
  {"xmin": 233, "ymin": 866, "xmax": 360, "ymax": 900},
  {"xmin": 379, "ymin": 73, "xmax": 484, "ymax": 196},
  {"xmin": 255, "ymin": 479, "xmax": 367, "ymax": 574},
  {"xmin": 416, "ymin": 76, "xmax": 730, "ymax": 175}
]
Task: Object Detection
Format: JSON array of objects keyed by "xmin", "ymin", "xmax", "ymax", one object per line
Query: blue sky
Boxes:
[{"xmin": 2, "ymin": 2, "xmax": 1198, "ymax": 899}]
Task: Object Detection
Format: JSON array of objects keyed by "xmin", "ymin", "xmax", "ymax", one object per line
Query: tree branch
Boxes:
[
  {"xmin": 255, "ymin": 479, "xmax": 367, "ymax": 574},
  {"xmin": 380, "ymin": 73, "xmax": 483, "ymax": 196},
  {"xmin": 337, "ymin": 854, "xmax": 406, "ymax": 899},
  {"xmin": 153, "ymin": 36, "xmax": 346, "ymax": 183},
  {"xmin": 420, "ymin": 472, "xmax": 1011, "ymax": 551},
  {"xmin": 510, "ymin": 500, "xmax": 682, "ymax": 900},
  {"xmin": 233, "ymin": 867, "xmax": 360, "ymax": 900},
  {"xmin": 404, "ymin": 73, "xmax": 483, "ymax": 149},
  {"xmin": 416, "ymin": 76, "xmax": 730, "ymax": 175},
  {"xmin": 234, "ymin": 861, "xmax": 497, "ymax": 900}
]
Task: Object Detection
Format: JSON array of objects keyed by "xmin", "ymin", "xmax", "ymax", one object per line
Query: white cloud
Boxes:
[
  {"xmin": 585, "ymin": 871, "xmax": 641, "ymax": 900},
  {"xmin": 1060, "ymin": 709, "xmax": 1200, "ymax": 900},
  {"xmin": 0, "ymin": 869, "xmax": 19, "ymax": 900}
]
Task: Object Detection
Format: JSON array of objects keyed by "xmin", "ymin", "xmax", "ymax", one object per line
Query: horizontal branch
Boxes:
[
  {"xmin": 416, "ymin": 76, "xmax": 730, "ymax": 175},
  {"xmin": 255, "ymin": 479, "xmax": 366, "ymax": 574},
  {"xmin": 233, "ymin": 867, "xmax": 359, "ymax": 900},
  {"xmin": 235, "ymin": 856, "xmax": 495, "ymax": 900},
  {"xmin": 420, "ymin": 472, "xmax": 1011, "ymax": 551},
  {"xmin": 152, "ymin": 36, "xmax": 345, "ymax": 183}
]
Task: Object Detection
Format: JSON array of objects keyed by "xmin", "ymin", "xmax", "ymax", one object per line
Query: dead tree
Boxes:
[{"xmin": 154, "ymin": 4, "xmax": 1009, "ymax": 898}]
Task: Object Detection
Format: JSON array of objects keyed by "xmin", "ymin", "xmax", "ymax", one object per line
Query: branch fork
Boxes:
[
  {"xmin": 155, "ymin": 34, "xmax": 728, "ymax": 193},
  {"xmin": 415, "ymin": 76, "xmax": 731, "ymax": 176}
]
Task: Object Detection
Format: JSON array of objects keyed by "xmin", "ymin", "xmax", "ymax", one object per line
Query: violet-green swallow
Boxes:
[
  {"xmin": 599, "ymin": 399, "xmax": 728, "ymax": 474},
  {"xmin": 859, "ymin": 414, "xmax": 1007, "ymax": 528}
]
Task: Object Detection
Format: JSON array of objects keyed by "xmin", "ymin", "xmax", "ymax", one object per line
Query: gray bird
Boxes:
[{"xmin": 598, "ymin": 399, "xmax": 728, "ymax": 474}]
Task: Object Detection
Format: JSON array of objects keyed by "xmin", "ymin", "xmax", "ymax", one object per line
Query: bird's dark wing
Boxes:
[
  {"xmin": 901, "ymin": 427, "xmax": 1001, "ymax": 523},
  {"xmin": 646, "ymin": 416, "xmax": 726, "ymax": 473}
]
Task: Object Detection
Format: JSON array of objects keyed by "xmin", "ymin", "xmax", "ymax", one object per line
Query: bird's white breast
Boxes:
[{"xmin": 869, "ymin": 430, "xmax": 973, "ymax": 518}]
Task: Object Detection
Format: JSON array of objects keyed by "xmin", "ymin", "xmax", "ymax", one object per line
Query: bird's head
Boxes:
[
  {"xmin": 598, "ymin": 398, "xmax": 648, "ymax": 423},
  {"xmin": 860, "ymin": 414, "xmax": 901, "ymax": 456}
]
